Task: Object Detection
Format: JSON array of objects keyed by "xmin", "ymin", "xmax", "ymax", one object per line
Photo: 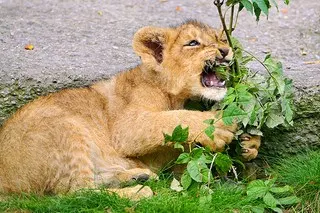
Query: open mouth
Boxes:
[{"xmin": 201, "ymin": 62, "xmax": 228, "ymax": 88}]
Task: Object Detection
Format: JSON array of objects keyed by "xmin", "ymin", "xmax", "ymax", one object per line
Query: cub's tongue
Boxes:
[{"xmin": 201, "ymin": 72, "xmax": 226, "ymax": 88}]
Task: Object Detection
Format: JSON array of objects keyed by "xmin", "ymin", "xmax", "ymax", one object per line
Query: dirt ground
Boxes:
[{"xmin": 0, "ymin": 0, "xmax": 319, "ymax": 88}]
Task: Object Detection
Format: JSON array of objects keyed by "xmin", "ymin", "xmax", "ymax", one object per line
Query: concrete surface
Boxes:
[{"xmin": 0, "ymin": 0, "xmax": 319, "ymax": 87}]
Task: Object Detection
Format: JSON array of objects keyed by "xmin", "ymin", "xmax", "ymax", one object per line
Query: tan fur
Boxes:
[{"xmin": 0, "ymin": 20, "xmax": 260, "ymax": 198}]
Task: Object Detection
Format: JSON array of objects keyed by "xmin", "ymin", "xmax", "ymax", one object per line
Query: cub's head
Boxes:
[{"xmin": 133, "ymin": 20, "xmax": 233, "ymax": 101}]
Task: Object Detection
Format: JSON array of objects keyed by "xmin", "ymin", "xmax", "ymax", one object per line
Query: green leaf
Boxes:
[
  {"xmin": 238, "ymin": 90, "xmax": 253, "ymax": 104},
  {"xmin": 181, "ymin": 170, "xmax": 192, "ymax": 190},
  {"xmin": 171, "ymin": 125, "xmax": 189, "ymax": 143},
  {"xmin": 204, "ymin": 125, "xmax": 215, "ymax": 140},
  {"xmin": 264, "ymin": 54, "xmax": 285, "ymax": 95},
  {"xmin": 226, "ymin": 87, "xmax": 235, "ymax": 96},
  {"xmin": 247, "ymin": 127, "xmax": 263, "ymax": 136},
  {"xmin": 281, "ymin": 97, "xmax": 294, "ymax": 124},
  {"xmin": 253, "ymin": 2, "xmax": 262, "ymax": 21},
  {"xmin": 270, "ymin": 207, "xmax": 283, "ymax": 213},
  {"xmin": 174, "ymin": 143, "xmax": 185, "ymax": 151},
  {"xmin": 200, "ymin": 167, "xmax": 212, "ymax": 183},
  {"xmin": 226, "ymin": 0, "xmax": 241, "ymax": 6},
  {"xmin": 214, "ymin": 153, "xmax": 233, "ymax": 175},
  {"xmin": 223, "ymin": 94, "xmax": 236, "ymax": 106},
  {"xmin": 222, "ymin": 102, "xmax": 247, "ymax": 125},
  {"xmin": 199, "ymin": 153, "xmax": 214, "ymax": 164},
  {"xmin": 277, "ymin": 196, "xmax": 300, "ymax": 205},
  {"xmin": 231, "ymin": 37, "xmax": 243, "ymax": 50},
  {"xmin": 203, "ymin": 119, "xmax": 214, "ymax": 125},
  {"xmin": 235, "ymin": 83, "xmax": 249, "ymax": 92},
  {"xmin": 251, "ymin": 206, "xmax": 265, "ymax": 213},
  {"xmin": 264, "ymin": 53, "xmax": 283, "ymax": 71},
  {"xmin": 247, "ymin": 180, "xmax": 268, "ymax": 199},
  {"xmin": 265, "ymin": 112, "xmax": 284, "ymax": 128},
  {"xmin": 265, "ymin": 178, "xmax": 277, "ymax": 187},
  {"xmin": 270, "ymin": 185, "xmax": 292, "ymax": 194},
  {"xmin": 176, "ymin": 153, "xmax": 191, "ymax": 164},
  {"xmin": 190, "ymin": 148, "xmax": 203, "ymax": 159},
  {"xmin": 273, "ymin": 73, "xmax": 286, "ymax": 95},
  {"xmin": 252, "ymin": 0, "xmax": 269, "ymax": 15},
  {"xmin": 187, "ymin": 160, "xmax": 207, "ymax": 182},
  {"xmin": 263, "ymin": 192, "xmax": 278, "ymax": 208},
  {"xmin": 240, "ymin": 0, "xmax": 253, "ymax": 14},
  {"xmin": 284, "ymin": 0, "xmax": 290, "ymax": 5},
  {"xmin": 235, "ymin": 129, "xmax": 244, "ymax": 136},
  {"xmin": 163, "ymin": 133, "xmax": 172, "ymax": 144}
]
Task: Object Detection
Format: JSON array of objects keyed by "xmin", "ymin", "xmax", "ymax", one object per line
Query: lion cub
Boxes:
[{"xmin": 0, "ymin": 20, "xmax": 260, "ymax": 198}]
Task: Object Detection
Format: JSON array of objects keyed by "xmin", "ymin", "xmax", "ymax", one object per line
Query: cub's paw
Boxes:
[
  {"xmin": 199, "ymin": 127, "xmax": 236, "ymax": 152},
  {"xmin": 108, "ymin": 185, "xmax": 153, "ymax": 201},
  {"xmin": 117, "ymin": 168, "xmax": 158, "ymax": 184},
  {"xmin": 240, "ymin": 133, "xmax": 261, "ymax": 161}
]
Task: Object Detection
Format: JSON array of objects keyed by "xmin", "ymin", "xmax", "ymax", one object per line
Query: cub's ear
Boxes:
[{"xmin": 133, "ymin": 26, "xmax": 169, "ymax": 70}]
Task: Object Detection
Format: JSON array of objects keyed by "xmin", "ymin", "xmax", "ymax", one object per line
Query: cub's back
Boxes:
[{"xmin": 0, "ymin": 87, "xmax": 110, "ymax": 193}]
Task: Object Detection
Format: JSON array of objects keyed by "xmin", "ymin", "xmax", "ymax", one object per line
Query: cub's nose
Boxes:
[
  {"xmin": 217, "ymin": 47, "xmax": 233, "ymax": 62},
  {"xmin": 218, "ymin": 47, "xmax": 229, "ymax": 58}
]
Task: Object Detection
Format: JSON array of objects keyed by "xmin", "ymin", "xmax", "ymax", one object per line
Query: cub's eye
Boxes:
[
  {"xmin": 185, "ymin": 40, "xmax": 200, "ymax": 46},
  {"xmin": 221, "ymin": 39, "xmax": 228, "ymax": 43}
]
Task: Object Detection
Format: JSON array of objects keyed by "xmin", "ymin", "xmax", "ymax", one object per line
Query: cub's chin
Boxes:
[
  {"xmin": 201, "ymin": 87, "xmax": 227, "ymax": 101},
  {"xmin": 199, "ymin": 63, "xmax": 228, "ymax": 101}
]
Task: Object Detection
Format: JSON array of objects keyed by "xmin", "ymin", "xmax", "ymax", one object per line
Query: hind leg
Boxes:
[
  {"xmin": 93, "ymin": 157, "xmax": 158, "ymax": 200},
  {"xmin": 108, "ymin": 184, "xmax": 153, "ymax": 200}
]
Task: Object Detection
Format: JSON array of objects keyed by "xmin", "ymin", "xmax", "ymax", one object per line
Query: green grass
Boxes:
[
  {"xmin": 0, "ymin": 180, "xmax": 258, "ymax": 213},
  {"xmin": 275, "ymin": 150, "xmax": 320, "ymax": 212},
  {"xmin": 1, "ymin": 151, "xmax": 319, "ymax": 213}
]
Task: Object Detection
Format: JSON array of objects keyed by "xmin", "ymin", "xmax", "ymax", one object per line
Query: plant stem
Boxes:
[
  {"xmin": 233, "ymin": 4, "xmax": 241, "ymax": 30},
  {"xmin": 208, "ymin": 153, "xmax": 217, "ymax": 187},
  {"xmin": 229, "ymin": 5, "xmax": 235, "ymax": 35},
  {"xmin": 214, "ymin": 0, "xmax": 240, "ymax": 78},
  {"xmin": 240, "ymin": 48, "xmax": 282, "ymax": 97},
  {"xmin": 240, "ymin": 48, "xmax": 271, "ymax": 76},
  {"xmin": 214, "ymin": 0, "xmax": 233, "ymax": 48}
]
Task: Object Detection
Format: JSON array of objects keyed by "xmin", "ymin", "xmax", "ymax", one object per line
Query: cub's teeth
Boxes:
[{"xmin": 219, "ymin": 80, "xmax": 226, "ymax": 87}]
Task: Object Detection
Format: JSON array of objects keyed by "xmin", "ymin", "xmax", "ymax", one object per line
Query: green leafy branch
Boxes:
[
  {"xmin": 213, "ymin": 0, "xmax": 294, "ymax": 132},
  {"xmin": 247, "ymin": 178, "xmax": 300, "ymax": 213},
  {"xmin": 164, "ymin": 123, "xmax": 235, "ymax": 190}
]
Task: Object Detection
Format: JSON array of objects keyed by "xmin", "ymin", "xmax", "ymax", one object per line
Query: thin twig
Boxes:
[
  {"xmin": 208, "ymin": 153, "xmax": 218, "ymax": 187},
  {"xmin": 229, "ymin": 5, "xmax": 235, "ymax": 35},
  {"xmin": 214, "ymin": 0, "xmax": 233, "ymax": 48},
  {"xmin": 233, "ymin": 4, "xmax": 241, "ymax": 30}
]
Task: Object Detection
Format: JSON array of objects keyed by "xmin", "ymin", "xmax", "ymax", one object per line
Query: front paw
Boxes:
[
  {"xmin": 199, "ymin": 127, "xmax": 236, "ymax": 152},
  {"xmin": 240, "ymin": 133, "xmax": 261, "ymax": 161}
]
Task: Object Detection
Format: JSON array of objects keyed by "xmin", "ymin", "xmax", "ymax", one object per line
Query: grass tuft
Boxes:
[
  {"xmin": 1, "ymin": 151, "xmax": 319, "ymax": 212},
  {"xmin": 275, "ymin": 150, "xmax": 320, "ymax": 212}
]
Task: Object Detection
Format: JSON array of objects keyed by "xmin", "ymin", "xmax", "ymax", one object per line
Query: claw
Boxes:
[
  {"xmin": 242, "ymin": 148, "xmax": 249, "ymax": 153},
  {"xmin": 240, "ymin": 133, "xmax": 251, "ymax": 141}
]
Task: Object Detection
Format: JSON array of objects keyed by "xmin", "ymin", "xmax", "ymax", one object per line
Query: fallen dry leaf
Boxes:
[
  {"xmin": 247, "ymin": 37, "xmax": 258, "ymax": 42},
  {"xmin": 301, "ymin": 51, "xmax": 307, "ymax": 56},
  {"xmin": 170, "ymin": 178, "xmax": 183, "ymax": 192},
  {"xmin": 24, "ymin": 44, "xmax": 34, "ymax": 50},
  {"xmin": 175, "ymin": 6, "xmax": 182, "ymax": 11},
  {"xmin": 304, "ymin": 60, "xmax": 320, "ymax": 65},
  {"xmin": 280, "ymin": 8, "xmax": 288, "ymax": 14}
]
